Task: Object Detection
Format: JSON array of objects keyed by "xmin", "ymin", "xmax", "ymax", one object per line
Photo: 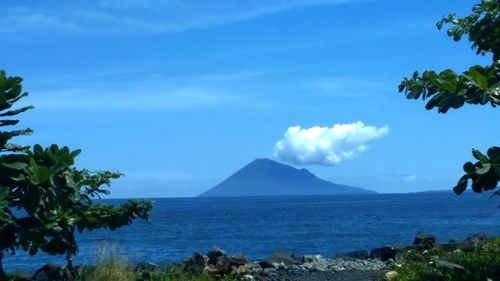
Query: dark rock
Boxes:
[
  {"xmin": 266, "ymin": 251, "xmax": 296, "ymax": 266},
  {"xmin": 369, "ymin": 246, "xmax": 396, "ymax": 261},
  {"xmin": 33, "ymin": 264, "xmax": 69, "ymax": 281},
  {"xmin": 464, "ymin": 232, "xmax": 491, "ymax": 244},
  {"xmin": 215, "ymin": 257, "xmax": 232, "ymax": 274},
  {"xmin": 258, "ymin": 260, "xmax": 274, "ymax": 269},
  {"xmin": 335, "ymin": 250, "xmax": 369, "ymax": 260},
  {"xmin": 413, "ymin": 231, "xmax": 436, "ymax": 249},
  {"xmin": 205, "ymin": 264, "xmax": 221, "ymax": 278},
  {"xmin": 135, "ymin": 262, "xmax": 159, "ymax": 272},
  {"xmin": 291, "ymin": 253, "xmax": 305, "ymax": 264},
  {"xmin": 439, "ymin": 242, "xmax": 459, "ymax": 252},
  {"xmin": 434, "ymin": 260, "xmax": 465, "ymax": 272},
  {"xmin": 207, "ymin": 246, "xmax": 227, "ymax": 265},
  {"xmin": 460, "ymin": 242, "xmax": 475, "ymax": 252},
  {"xmin": 229, "ymin": 254, "xmax": 247, "ymax": 266},
  {"xmin": 183, "ymin": 252, "xmax": 206, "ymax": 274}
]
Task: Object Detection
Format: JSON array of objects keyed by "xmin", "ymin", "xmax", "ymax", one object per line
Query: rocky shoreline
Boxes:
[
  {"xmin": 9, "ymin": 232, "xmax": 498, "ymax": 281},
  {"xmin": 144, "ymin": 231, "xmax": 495, "ymax": 281}
]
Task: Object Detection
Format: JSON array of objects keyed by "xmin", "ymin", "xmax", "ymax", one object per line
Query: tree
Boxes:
[
  {"xmin": 398, "ymin": 0, "xmax": 499, "ymax": 196},
  {"xmin": 0, "ymin": 70, "xmax": 34, "ymax": 276},
  {"xmin": 0, "ymin": 70, "xmax": 153, "ymax": 276}
]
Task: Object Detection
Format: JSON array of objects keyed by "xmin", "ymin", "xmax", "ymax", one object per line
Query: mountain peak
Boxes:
[{"xmin": 199, "ymin": 158, "xmax": 375, "ymax": 197}]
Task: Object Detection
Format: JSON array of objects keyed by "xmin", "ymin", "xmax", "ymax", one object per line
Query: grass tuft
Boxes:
[{"xmin": 83, "ymin": 244, "xmax": 136, "ymax": 281}]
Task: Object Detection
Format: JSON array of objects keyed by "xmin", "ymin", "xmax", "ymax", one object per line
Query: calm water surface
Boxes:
[{"xmin": 4, "ymin": 192, "xmax": 500, "ymax": 271}]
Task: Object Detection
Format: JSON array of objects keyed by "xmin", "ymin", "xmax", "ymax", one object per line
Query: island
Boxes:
[{"xmin": 199, "ymin": 158, "xmax": 375, "ymax": 197}]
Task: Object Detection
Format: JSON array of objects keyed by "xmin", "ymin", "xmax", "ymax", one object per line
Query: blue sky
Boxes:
[{"xmin": 2, "ymin": 0, "xmax": 498, "ymax": 197}]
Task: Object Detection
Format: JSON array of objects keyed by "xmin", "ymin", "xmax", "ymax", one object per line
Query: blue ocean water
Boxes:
[{"xmin": 4, "ymin": 192, "xmax": 500, "ymax": 272}]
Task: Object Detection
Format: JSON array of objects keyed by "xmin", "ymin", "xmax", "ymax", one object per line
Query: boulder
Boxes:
[
  {"xmin": 291, "ymin": 253, "xmax": 305, "ymax": 264},
  {"xmin": 135, "ymin": 262, "xmax": 159, "ymax": 272},
  {"xmin": 439, "ymin": 242, "xmax": 459, "ymax": 252},
  {"xmin": 335, "ymin": 250, "xmax": 369, "ymax": 260},
  {"xmin": 33, "ymin": 264, "xmax": 69, "ymax": 281},
  {"xmin": 183, "ymin": 252, "xmax": 206, "ymax": 274},
  {"xmin": 233, "ymin": 265, "xmax": 248, "ymax": 275},
  {"xmin": 230, "ymin": 254, "xmax": 247, "ymax": 266},
  {"xmin": 369, "ymin": 246, "xmax": 397, "ymax": 262},
  {"xmin": 207, "ymin": 246, "xmax": 227, "ymax": 265},
  {"xmin": 266, "ymin": 250, "xmax": 296, "ymax": 266},
  {"xmin": 205, "ymin": 265, "xmax": 221, "ymax": 278},
  {"xmin": 258, "ymin": 260, "xmax": 273, "ymax": 269},
  {"xmin": 215, "ymin": 256, "xmax": 232, "ymax": 274},
  {"xmin": 464, "ymin": 232, "xmax": 490, "ymax": 244},
  {"xmin": 384, "ymin": 271, "xmax": 398, "ymax": 281},
  {"xmin": 413, "ymin": 231, "xmax": 436, "ymax": 249}
]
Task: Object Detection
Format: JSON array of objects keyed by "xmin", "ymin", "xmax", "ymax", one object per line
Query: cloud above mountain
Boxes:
[{"xmin": 273, "ymin": 122, "xmax": 389, "ymax": 166}]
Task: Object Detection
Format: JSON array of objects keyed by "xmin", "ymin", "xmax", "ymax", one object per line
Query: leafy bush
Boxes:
[
  {"xmin": 398, "ymin": 0, "xmax": 499, "ymax": 196},
  {"xmin": 396, "ymin": 238, "xmax": 500, "ymax": 281},
  {"xmin": 0, "ymin": 70, "xmax": 153, "ymax": 274}
]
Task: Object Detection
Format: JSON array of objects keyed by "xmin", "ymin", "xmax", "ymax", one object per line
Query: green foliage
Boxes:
[
  {"xmin": 398, "ymin": 0, "xmax": 500, "ymax": 114},
  {"xmin": 454, "ymin": 147, "xmax": 500, "ymax": 194},
  {"xmin": 10, "ymin": 143, "xmax": 153, "ymax": 266},
  {"xmin": 398, "ymin": 0, "xmax": 499, "ymax": 196},
  {"xmin": 398, "ymin": 63, "xmax": 499, "ymax": 114},
  {"xmin": 396, "ymin": 238, "xmax": 500, "ymax": 281},
  {"xmin": 0, "ymin": 70, "xmax": 34, "ymax": 276},
  {"xmin": 437, "ymin": 0, "xmax": 500, "ymax": 60},
  {"xmin": 0, "ymin": 70, "xmax": 153, "ymax": 274}
]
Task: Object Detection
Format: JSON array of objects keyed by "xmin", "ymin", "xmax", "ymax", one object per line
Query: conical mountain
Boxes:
[{"xmin": 199, "ymin": 158, "xmax": 375, "ymax": 197}]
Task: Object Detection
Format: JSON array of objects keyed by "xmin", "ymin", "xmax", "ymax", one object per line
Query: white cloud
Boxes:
[{"xmin": 273, "ymin": 122, "xmax": 389, "ymax": 166}]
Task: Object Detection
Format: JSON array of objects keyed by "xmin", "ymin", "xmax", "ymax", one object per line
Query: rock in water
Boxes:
[
  {"xmin": 464, "ymin": 232, "xmax": 490, "ymax": 244},
  {"xmin": 230, "ymin": 254, "xmax": 248, "ymax": 266},
  {"xmin": 335, "ymin": 250, "xmax": 369, "ymax": 260},
  {"xmin": 183, "ymin": 252, "xmax": 206, "ymax": 274},
  {"xmin": 369, "ymin": 246, "xmax": 396, "ymax": 261},
  {"xmin": 33, "ymin": 264, "xmax": 69, "ymax": 281},
  {"xmin": 215, "ymin": 257, "xmax": 232, "ymax": 274},
  {"xmin": 266, "ymin": 250, "xmax": 297, "ymax": 266},
  {"xmin": 207, "ymin": 246, "xmax": 227, "ymax": 265},
  {"xmin": 413, "ymin": 231, "xmax": 436, "ymax": 249},
  {"xmin": 291, "ymin": 253, "xmax": 305, "ymax": 264}
]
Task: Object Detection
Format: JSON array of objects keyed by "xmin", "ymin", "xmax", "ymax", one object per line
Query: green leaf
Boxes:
[
  {"xmin": 453, "ymin": 175, "xmax": 469, "ymax": 195},
  {"xmin": 472, "ymin": 149, "xmax": 487, "ymax": 160},
  {"xmin": 34, "ymin": 166, "xmax": 51, "ymax": 184},
  {"xmin": 463, "ymin": 162, "xmax": 475, "ymax": 174},
  {"xmin": 464, "ymin": 68, "xmax": 488, "ymax": 89},
  {"xmin": 475, "ymin": 162, "xmax": 492, "ymax": 175},
  {"xmin": 2, "ymin": 161, "xmax": 28, "ymax": 170},
  {"xmin": 0, "ymin": 186, "xmax": 9, "ymax": 200},
  {"xmin": 487, "ymin": 146, "xmax": 500, "ymax": 162},
  {"xmin": 0, "ymin": 105, "xmax": 34, "ymax": 117}
]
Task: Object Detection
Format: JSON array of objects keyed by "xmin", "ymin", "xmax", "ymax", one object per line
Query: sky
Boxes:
[{"xmin": 1, "ymin": 0, "xmax": 498, "ymax": 197}]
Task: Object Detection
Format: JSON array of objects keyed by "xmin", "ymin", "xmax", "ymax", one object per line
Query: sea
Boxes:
[{"xmin": 4, "ymin": 192, "xmax": 500, "ymax": 272}]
